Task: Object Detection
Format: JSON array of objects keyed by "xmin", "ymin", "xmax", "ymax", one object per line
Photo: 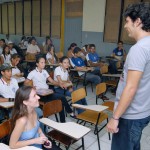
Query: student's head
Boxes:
[
  {"xmin": 60, "ymin": 56, "xmax": 70, "ymax": 69},
  {"xmin": 3, "ymin": 45, "xmax": 10, "ymax": 55},
  {"xmin": 68, "ymin": 43, "xmax": 77, "ymax": 51},
  {"xmin": 12, "ymin": 86, "xmax": 40, "ymax": 130},
  {"xmin": 11, "ymin": 54, "xmax": 20, "ymax": 66},
  {"xmin": 0, "ymin": 39, "xmax": 5, "ymax": 47},
  {"xmin": 89, "ymin": 44, "xmax": 96, "ymax": 53},
  {"xmin": 21, "ymin": 35, "xmax": 26, "ymax": 41},
  {"xmin": 8, "ymin": 41, "xmax": 14, "ymax": 49},
  {"xmin": 46, "ymin": 38, "xmax": 52, "ymax": 45},
  {"xmin": 73, "ymin": 47, "xmax": 81, "ymax": 57},
  {"xmin": 36, "ymin": 56, "xmax": 46, "ymax": 69},
  {"xmin": 117, "ymin": 41, "xmax": 123, "ymax": 49},
  {"xmin": 29, "ymin": 37, "xmax": 36, "ymax": 45},
  {"xmin": 0, "ymin": 63, "xmax": 12, "ymax": 80},
  {"xmin": 124, "ymin": 2, "xmax": 150, "ymax": 38},
  {"xmin": 48, "ymin": 44, "xmax": 55, "ymax": 53}
]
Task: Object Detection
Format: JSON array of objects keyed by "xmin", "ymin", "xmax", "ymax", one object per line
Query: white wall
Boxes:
[{"xmin": 82, "ymin": 0, "xmax": 106, "ymax": 32}]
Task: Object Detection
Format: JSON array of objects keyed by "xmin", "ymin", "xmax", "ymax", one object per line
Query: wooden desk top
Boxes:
[
  {"xmin": 24, "ymin": 60, "xmax": 36, "ymax": 63},
  {"xmin": 39, "ymin": 118, "xmax": 91, "ymax": 140},
  {"xmin": 0, "ymin": 102, "xmax": 14, "ymax": 108},
  {"xmin": 45, "ymin": 63, "xmax": 60, "ymax": 67},
  {"xmin": 70, "ymin": 67, "xmax": 94, "ymax": 72},
  {"xmin": 72, "ymin": 104, "xmax": 108, "ymax": 112},
  {"xmin": 36, "ymin": 88, "xmax": 54, "ymax": 96},
  {"xmin": 102, "ymin": 74, "xmax": 121, "ymax": 78},
  {"xmin": 0, "ymin": 143, "xmax": 41, "ymax": 150}
]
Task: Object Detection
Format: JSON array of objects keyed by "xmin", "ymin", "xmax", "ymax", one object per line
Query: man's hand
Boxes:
[{"xmin": 106, "ymin": 118, "xmax": 119, "ymax": 133}]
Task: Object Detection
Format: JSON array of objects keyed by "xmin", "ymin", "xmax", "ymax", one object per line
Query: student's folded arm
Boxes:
[{"xmin": 0, "ymin": 97, "xmax": 9, "ymax": 102}]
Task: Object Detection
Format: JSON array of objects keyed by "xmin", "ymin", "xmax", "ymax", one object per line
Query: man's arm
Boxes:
[
  {"xmin": 0, "ymin": 97, "xmax": 9, "ymax": 102},
  {"xmin": 107, "ymin": 70, "xmax": 143, "ymax": 133},
  {"xmin": 88, "ymin": 60, "xmax": 104, "ymax": 67}
]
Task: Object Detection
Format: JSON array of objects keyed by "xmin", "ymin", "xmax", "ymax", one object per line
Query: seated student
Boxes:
[
  {"xmin": 43, "ymin": 37, "xmax": 53, "ymax": 54},
  {"xmin": 109, "ymin": 41, "xmax": 126, "ymax": 74},
  {"xmin": 70, "ymin": 47, "xmax": 101, "ymax": 85},
  {"xmin": 67, "ymin": 43, "xmax": 77, "ymax": 58},
  {"xmin": 0, "ymin": 63, "xmax": 43, "ymax": 119},
  {"xmin": 9, "ymin": 86, "xmax": 59, "ymax": 149},
  {"xmin": 0, "ymin": 45, "xmax": 11, "ymax": 64},
  {"xmin": 19, "ymin": 36, "xmax": 28, "ymax": 49},
  {"xmin": 24, "ymin": 56, "xmax": 75, "ymax": 122},
  {"xmin": 0, "ymin": 39, "xmax": 6, "ymax": 55},
  {"xmin": 54, "ymin": 56, "xmax": 87, "ymax": 114},
  {"xmin": 46, "ymin": 44, "xmax": 58, "ymax": 64},
  {"xmin": 26, "ymin": 37, "xmax": 40, "ymax": 55},
  {"xmin": 8, "ymin": 41, "xmax": 17, "ymax": 55},
  {"xmin": 81, "ymin": 44, "xmax": 90, "ymax": 56},
  {"xmin": 86, "ymin": 44, "xmax": 107, "ymax": 73},
  {"xmin": 10, "ymin": 54, "xmax": 24, "ymax": 77}
]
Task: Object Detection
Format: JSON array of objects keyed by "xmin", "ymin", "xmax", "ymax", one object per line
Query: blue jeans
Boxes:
[
  {"xmin": 81, "ymin": 72, "xmax": 101, "ymax": 85},
  {"xmin": 55, "ymin": 87, "xmax": 87, "ymax": 114},
  {"xmin": 111, "ymin": 116, "xmax": 150, "ymax": 150}
]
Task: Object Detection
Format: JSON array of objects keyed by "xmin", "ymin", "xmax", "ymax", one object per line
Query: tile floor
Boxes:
[{"xmin": 48, "ymin": 84, "xmax": 150, "ymax": 150}]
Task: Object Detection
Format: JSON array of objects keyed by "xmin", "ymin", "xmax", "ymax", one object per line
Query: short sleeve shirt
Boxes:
[
  {"xmin": 0, "ymin": 78, "xmax": 19, "ymax": 98},
  {"xmin": 87, "ymin": 52, "xmax": 99, "ymax": 63},
  {"xmin": 115, "ymin": 36, "xmax": 150, "ymax": 119},
  {"xmin": 46, "ymin": 52, "xmax": 56, "ymax": 64},
  {"xmin": 27, "ymin": 44, "xmax": 40, "ymax": 53},
  {"xmin": 54, "ymin": 66, "xmax": 69, "ymax": 82},
  {"xmin": 27, "ymin": 68, "xmax": 49, "ymax": 89},
  {"xmin": 1, "ymin": 54, "xmax": 11, "ymax": 64}
]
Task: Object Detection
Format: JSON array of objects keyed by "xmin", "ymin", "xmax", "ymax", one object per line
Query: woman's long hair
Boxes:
[
  {"xmin": 2, "ymin": 45, "xmax": 10, "ymax": 59},
  {"xmin": 48, "ymin": 44, "xmax": 58, "ymax": 62},
  {"xmin": 11, "ymin": 86, "xmax": 33, "ymax": 131}
]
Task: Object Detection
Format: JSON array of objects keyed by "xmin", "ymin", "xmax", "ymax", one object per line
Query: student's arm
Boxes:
[
  {"xmin": 0, "ymin": 97, "xmax": 9, "ymax": 102},
  {"xmin": 1, "ymin": 56, "xmax": 4, "ymax": 64},
  {"xmin": 88, "ymin": 60, "xmax": 104, "ymax": 67},
  {"xmin": 9, "ymin": 117, "xmax": 47, "ymax": 149},
  {"xmin": 47, "ymin": 76, "xmax": 65, "ymax": 88},
  {"xmin": 107, "ymin": 70, "xmax": 143, "ymax": 133}
]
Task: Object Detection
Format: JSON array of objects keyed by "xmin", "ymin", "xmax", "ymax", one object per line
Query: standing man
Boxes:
[{"xmin": 107, "ymin": 2, "xmax": 150, "ymax": 150}]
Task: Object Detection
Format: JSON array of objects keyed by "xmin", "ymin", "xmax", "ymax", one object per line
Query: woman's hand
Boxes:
[
  {"xmin": 34, "ymin": 136, "xmax": 48, "ymax": 144},
  {"xmin": 43, "ymin": 140, "xmax": 52, "ymax": 149}
]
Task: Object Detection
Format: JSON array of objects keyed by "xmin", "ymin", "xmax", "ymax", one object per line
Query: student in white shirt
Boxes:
[
  {"xmin": 0, "ymin": 63, "xmax": 43, "ymax": 121},
  {"xmin": 10, "ymin": 54, "xmax": 24, "ymax": 77},
  {"xmin": 26, "ymin": 37, "xmax": 40, "ymax": 54},
  {"xmin": 46, "ymin": 44, "xmax": 58, "ymax": 64},
  {"xmin": 54, "ymin": 56, "xmax": 87, "ymax": 114},
  {"xmin": 0, "ymin": 45, "xmax": 11, "ymax": 64},
  {"xmin": 8, "ymin": 41, "xmax": 17, "ymax": 55},
  {"xmin": 25, "ymin": 56, "xmax": 75, "ymax": 122}
]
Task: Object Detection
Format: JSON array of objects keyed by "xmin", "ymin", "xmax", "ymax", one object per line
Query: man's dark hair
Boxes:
[
  {"xmin": 89, "ymin": 44, "xmax": 95, "ymax": 48},
  {"xmin": 118, "ymin": 41, "xmax": 123, "ymax": 44},
  {"xmin": 0, "ymin": 39, "xmax": 5, "ymax": 43},
  {"xmin": 73, "ymin": 47, "xmax": 81, "ymax": 54},
  {"xmin": 124, "ymin": 2, "xmax": 150, "ymax": 32}
]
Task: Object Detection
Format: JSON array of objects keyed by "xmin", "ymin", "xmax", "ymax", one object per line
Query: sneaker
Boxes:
[{"xmin": 70, "ymin": 114, "xmax": 76, "ymax": 119}]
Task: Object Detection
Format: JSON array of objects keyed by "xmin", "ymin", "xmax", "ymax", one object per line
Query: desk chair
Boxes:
[
  {"xmin": 100, "ymin": 65, "xmax": 118, "ymax": 92},
  {"xmin": 102, "ymin": 101, "xmax": 114, "ymax": 112},
  {"xmin": 71, "ymin": 88, "xmax": 110, "ymax": 150},
  {"xmin": 96, "ymin": 83, "xmax": 107, "ymax": 104},
  {"xmin": 0, "ymin": 119, "xmax": 11, "ymax": 144},
  {"xmin": 43, "ymin": 100, "xmax": 81, "ymax": 150}
]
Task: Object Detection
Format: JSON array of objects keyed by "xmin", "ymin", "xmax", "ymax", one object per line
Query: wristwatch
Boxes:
[{"xmin": 9, "ymin": 98, "xmax": 14, "ymax": 102}]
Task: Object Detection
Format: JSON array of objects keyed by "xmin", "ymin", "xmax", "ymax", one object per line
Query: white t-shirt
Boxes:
[
  {"xmin": 27, "ymin": 44, "xmax": 40, "ymax": 53},
  {"xmin": 27, "ymin": 68, "xmax": 50, "ymax": 89},
  {"xmin": 0, "ymin": 78, "xmax": 19, "ymax": 98},
  {"xmin": 46, "ymin": 52, "xmax": 56, "ymax": 64},
  {"xmin": 12, "ymin": 67, "xmax": 21, "ymax": 76},
  {"xmin": 0, "ymin": 47, "xmax": 3, "ymax": 55},
  {"xmin": 1, "ymin": 54, "xmax": 11, "ymax": 64},
  {"xmin": 10, "ymin": 48, "xmax": 17, "ymax": 55},
  {"xmin": 54, "ymin": 66, "xmax": 69, "ymax": 82}
]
